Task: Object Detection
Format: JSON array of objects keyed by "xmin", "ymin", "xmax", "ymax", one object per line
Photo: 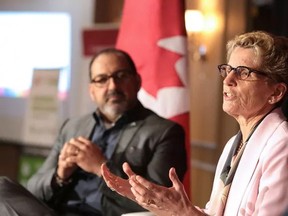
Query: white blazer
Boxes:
[{"xmin": 206, "ymin": 108, "xmax": 288, "ymax": 216}]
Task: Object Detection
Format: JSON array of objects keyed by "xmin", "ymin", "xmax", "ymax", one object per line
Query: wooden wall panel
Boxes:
[
  {"xmin": 186, "ymin": 0, "xmax": 246, "ymax": 207},
  {"xmin": 94, "ymin": 0, "xmax": 123, "ymax": 23},
  {"xmin": 0, "ymin": 144, "xmax": 21, "ymax": 181}
]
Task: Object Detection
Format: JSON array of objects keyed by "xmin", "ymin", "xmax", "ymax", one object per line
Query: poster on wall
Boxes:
[{"xmin": 23, "ymin": 69, "xmax": 60, "ymax": 147}]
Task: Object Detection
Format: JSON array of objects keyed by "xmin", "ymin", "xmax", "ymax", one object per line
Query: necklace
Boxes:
[
  {"xmin": 236, "ymin": 140, "xmax": 245, "ymax": 156},
  {"xmin": 235, "ymin": 109, "xmax": 275, "ymax": 156}
]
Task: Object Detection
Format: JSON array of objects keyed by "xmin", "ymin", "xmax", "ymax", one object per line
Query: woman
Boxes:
[{"xmin": 101, "ymin": 31, "xmax": 288, "ymax": 215}]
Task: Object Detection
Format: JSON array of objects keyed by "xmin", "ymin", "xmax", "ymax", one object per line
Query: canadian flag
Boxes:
[{"xmin": 116, "ymin": 0, "xmax": 190, "ymax": 193}]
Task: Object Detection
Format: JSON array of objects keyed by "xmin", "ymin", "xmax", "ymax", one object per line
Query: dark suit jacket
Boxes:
[{"xmin": 27, "ymin": 102, "xmax": 187, "ymax": 216}]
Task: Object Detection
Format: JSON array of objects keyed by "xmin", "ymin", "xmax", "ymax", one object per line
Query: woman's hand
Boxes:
[
  {"xmin": 102, "ymin": 162, "xmax": 205, "ymax": 216},
  {"xmin": 101, "ymin": 162, "xmax": 136, "ymax": 201},
  {"xmin": 126, "ymin": 163, "xmax": 204, "ymax": 216}
]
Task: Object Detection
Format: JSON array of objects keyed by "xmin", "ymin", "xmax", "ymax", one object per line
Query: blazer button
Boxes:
[{"xmin": 129, "ymin": 146, "xmax": 135, "ymax": 151}]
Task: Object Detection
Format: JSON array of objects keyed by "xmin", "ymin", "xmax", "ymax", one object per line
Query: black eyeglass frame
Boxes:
[
  {"xmin": 91, "ymin": 69, "xmax": 134, "ymax": 87},
  {"xmin": 217, "ymin": 64, "xmax": 269, "ymax": 80}
]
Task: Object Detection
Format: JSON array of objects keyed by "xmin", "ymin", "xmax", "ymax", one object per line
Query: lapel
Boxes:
[
  {"xmin": 112, "ymin": 101, "xmax": 151, "ymax": 155},
  {"xmin": 79, "ymin": 115, "xmax": 96, "ymax": 139},
  {"xmin": 114, "ymin": 120, "xmax": 144, "ymax": 154},
  {"xmin": 226, "ymin": 108, "xmax": 285, "ymax": 213}
]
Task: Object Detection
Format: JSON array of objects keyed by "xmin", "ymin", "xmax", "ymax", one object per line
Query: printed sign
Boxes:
[{"xmin": 23, "ymin": 69, "xmax": 60, "ymax": 146}]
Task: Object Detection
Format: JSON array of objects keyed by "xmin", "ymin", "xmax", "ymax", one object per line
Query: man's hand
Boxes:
[
  {"xmin": 65, "ymin": 136, "xmax": 107, "ymax": 176},
  {"xmin": 57, "ymin": 140, "xmax": 79, "ymax": 180}
]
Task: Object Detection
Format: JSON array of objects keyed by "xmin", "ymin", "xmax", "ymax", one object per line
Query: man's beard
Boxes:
[
  {"xmin": 101, "ymin": 90, "xmax": 128, "ymax": 119},
  {"xmin": 102, "ymin": 100, "xmax": 127, "ymax": 119}
]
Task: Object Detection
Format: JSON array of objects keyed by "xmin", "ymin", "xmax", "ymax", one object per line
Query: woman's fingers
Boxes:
[
  {"xmin": 169, "ymin": 167, "xmax": 183, "ymax": 191},
  {"xmin": 123, "ymin": 162, "xmax": 136, "ymax": 178},
  {"xmin": 101, "ymin": 163, "xmax": 117, "ymax": 188}
]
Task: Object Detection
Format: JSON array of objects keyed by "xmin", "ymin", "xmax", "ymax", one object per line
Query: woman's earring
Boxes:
[{"xmin": 269, "ymin": 99, "xmax": 274, "ymax": 104}]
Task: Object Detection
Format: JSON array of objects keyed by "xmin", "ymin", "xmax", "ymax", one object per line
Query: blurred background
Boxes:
[{"xmin": 0, "ymin": 0, "xmax": 287, "ymax": 207}]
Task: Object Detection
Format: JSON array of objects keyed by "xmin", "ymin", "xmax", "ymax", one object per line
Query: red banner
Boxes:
[
  {"xmin": 116, "ymin": 0, "xmax": 190, "ymax": 194},
  {"xmin": 82, "ymin": 25, "xmax": 118, "ymax": 56}
]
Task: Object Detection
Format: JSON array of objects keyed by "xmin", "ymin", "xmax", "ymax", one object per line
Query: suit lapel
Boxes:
[
  {"xmin": 114, "ymin": 120, "xmax": 144, "ymax": 154},
  {"xmin": 80, "ymin": 116, "xmax": 96, "ymax": 139}
]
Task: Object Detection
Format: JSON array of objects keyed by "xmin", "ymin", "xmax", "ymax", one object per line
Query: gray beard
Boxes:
[{"xmin": 101, "ymin": 102, "xmax": 127, "ymax": 122}]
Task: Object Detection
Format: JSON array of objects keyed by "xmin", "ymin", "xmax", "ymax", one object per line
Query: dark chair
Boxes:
[{"xmin": 0, "ymin": 176, "xmax": 56, "ymax": 216}]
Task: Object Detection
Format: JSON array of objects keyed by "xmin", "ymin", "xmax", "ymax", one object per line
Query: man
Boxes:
[{"xmin": 27, "ymin": 48, "xmax": 187, "ymax": 216}]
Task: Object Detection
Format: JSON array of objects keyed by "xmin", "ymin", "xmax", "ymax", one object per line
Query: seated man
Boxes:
[{"xmin": 27, "ymin": 48, "xmax": 187, "ymax": 216}]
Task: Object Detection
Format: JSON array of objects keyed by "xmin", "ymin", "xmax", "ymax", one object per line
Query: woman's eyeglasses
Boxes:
[{"xmin": 217, "ymin": 64, "xmax": 268, "ymax": 80}]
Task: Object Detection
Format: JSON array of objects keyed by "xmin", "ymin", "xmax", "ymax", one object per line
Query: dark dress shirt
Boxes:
[{"xmin": 57, "ymin": 111, "xmax": 131, "ymax": 215}]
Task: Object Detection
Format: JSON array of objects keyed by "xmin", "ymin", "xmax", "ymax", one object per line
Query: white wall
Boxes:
[{"xmin": 0, "ymin": 0, "xmax": 95, "ymax": 143}]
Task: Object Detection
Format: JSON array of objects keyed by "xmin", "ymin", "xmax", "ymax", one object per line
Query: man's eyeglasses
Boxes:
[
  {"xmin": 91, "ymin": 70, "xmax": 133, "ymax": 87},
  {"xmin": 217, "ymin": 64, "xmax": 268, "ymax": 80}
]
